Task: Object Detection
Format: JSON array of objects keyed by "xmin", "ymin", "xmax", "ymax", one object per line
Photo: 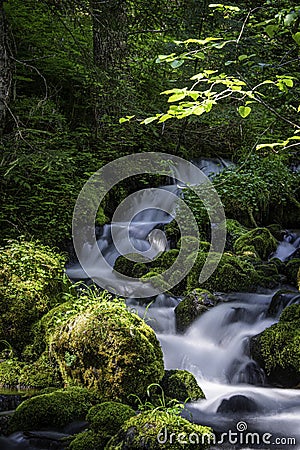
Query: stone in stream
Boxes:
[
  {"xmin": 251, "ymin": 303, "xmax": 300, "ymax": 388},
  {"xmin": 267, "ymin": 289, "xmax": 300, "ymax": 318},
  {"xmin": 217, "ymin": 395, "xmax": 258, "ymax": 414}
]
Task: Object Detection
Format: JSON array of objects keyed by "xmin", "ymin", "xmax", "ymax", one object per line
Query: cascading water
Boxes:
[
  {"xmin": 271, "ymin": 231, "xmax": 300, "ymax": 261},
  {"xmin": 128, "ymin": 290, "xmax": 300, "ymax": 449},
  {"xmin": 65, "ymin": 158, "xmax": 300, "ymax": 449}
]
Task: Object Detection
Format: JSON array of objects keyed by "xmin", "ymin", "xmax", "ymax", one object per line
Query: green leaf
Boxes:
[
  {"xmin": 298, "ymin": 105, "xmax": 300, "ymax": 112},
  {"xmin": 142, "ymin": 116, "xmax": 158, "ymax": 125},
  {"xmin": 265, "ymin": 24, "xmax": 278, "ymax": 38},
  {"xmin": 292, "ymin": 32, "xmax": 300, "ymax": 46},
  {"xmin": 158, "ymin": 114, "xmax": 172, "ymax": 123},
  {"xmin": 284, "ymin": 12, "xmax": 297, "ymax": 27},
  {"xmin": 119, "ymin": 115, "xmax": 135, "ymax": 124},
  {"xmin": 193, "ymin": 106, "xmax": 205, "ymax": 116},
  {"xmin": 238, "ymin": 54, "xmax": 248, "ymax": 62},
  {"xmin": 170, "ymin": 60, "xmax": 184, "ymax": 69},
  {"xmin": 168, "ymin": 93, "xmax": 187, "ymax": 102},
  {"xmin": 238, "ymin": 106, "xmax": 251, "ymax": 118}
]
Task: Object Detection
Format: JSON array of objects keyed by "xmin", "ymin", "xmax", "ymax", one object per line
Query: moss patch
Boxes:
[
  {"xmin": 69, "ymin": 430, "xmax": 105, "ymax": 450},
  {"xmin": 51, "ymin": 298, "xmax": 164, "ymax": 403},
  {"xmin": 234, "ymin": 227, "xmax": 277, "ymax": 260},
  {"xmin": 9, "ymin": 386, "xmax": 101, "ymax": 432},
  {"xmin": 251, "ymin": 304, "xmax": 300, "ymax": 388},
  {"xmin": 0, "ymin": 240, "xmax": 67, "ymax": 352},
  {"xmin": 175, "ymin": 289, "xmax": 216, "ymax": 332},
  {"xmin": 106, "ymin": 410, "xmax": 212, "ymax": 449},
  {"xmin": 160, "ymin": 370, "xmax": 205, "ymax": 402}
]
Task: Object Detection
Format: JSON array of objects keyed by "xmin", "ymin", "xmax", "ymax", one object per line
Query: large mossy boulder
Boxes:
[
  {"xmin": 9, "ymin": 387, "xmax": 101, "ymax": 432},
  {"xmin": 251, "ymin": 303, "xmax": 300, "ymax": 388},
  {"xmin": 175, "ymin": 289, "xmax": 216, "ymax": 332},
  {"xmin": 106, "ymin": 411, "xmax": 212, "ymax": 449},
  {"xmin": 186, "ymin": 251, "xmax": 260, "ymax": 292},
  {"xmin": 0, "ymin": 240, "xmax": 67, "ymax": 352},
  {"xmin": 160, "ymin": 369, "xmax": 205, "ymax": 402},
  {"xmin": 51, "ymin": 300, "xmax": 165, "ymax": 403},
  {"xmin": 234, "ymin": 227, "xmax": 277, "ymax": 260}
]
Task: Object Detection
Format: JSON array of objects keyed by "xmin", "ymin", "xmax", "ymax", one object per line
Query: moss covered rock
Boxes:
[
  {"xmin": 175, "ymin": 290, "xmax": 216, "ymax": 332},
  {"xmin": 186, "ymin": 251, "xmax": 260, "ymax": 292},
  {"xmin": 160, "ymin": 370, "xmax": 205, "ymax": 402},
  {"xmin": 251, "ymin": 304, "xmax": 300, "ymax": 388},
  {"xmin": 225, "ymin": 219, "xmax": 249, "ymax": 250},
  {"xmin": 234, "ymin": 227, "xmax": 277, "ymax": 260},
  {"xmin": 18, "ymin": 353, "xmax": 62, "ymax": 389},
  {"xmin": 69, "ymin": 430, "xmax": 105, "ymax": 450},
  {"xmin": 106, "ymin": 410, "xmax": 212, "ymax": 449},
  {"xmin": 51, "ymin": 299, "xmax": 164, "ymax": 403},
  {"xmin": 0, "ymin": 358, "xmax": 23, "ymax": 387},
  {"xmin": 87, "ymin": 401, "xmax": 135, "ymax": 434},
  {"xmin": 9, "ymin": 386, "xmax": 101, "ymax": 432},
  {"xmin": 0, "ymin": 240, "xmax": 67, "ymax": 352},
  {"xmin": 285, "ymin": 259, "xmax": 300, "ymax": 286}
]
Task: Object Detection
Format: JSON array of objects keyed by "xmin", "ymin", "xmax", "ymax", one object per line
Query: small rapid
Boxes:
[{"xmin": 127, "ymin": 290, "xmax": 300, "ymax": 449}]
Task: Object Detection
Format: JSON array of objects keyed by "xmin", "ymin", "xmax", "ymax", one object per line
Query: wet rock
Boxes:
[
  {"xmin": 217, "ymin": 395, "xmax": 258, "ymax": 414},
  {"xmin": 175, "ymin": 289, "xmax": 216, "ymax": 333},
  {"xmin": 267, "ymin": 289, "xmax": 300, "ymax": 318}
]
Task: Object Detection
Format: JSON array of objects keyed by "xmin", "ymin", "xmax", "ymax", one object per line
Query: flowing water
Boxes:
[
  {"xmin": 128, "ymin": 290, "xmax": 300, "ymax": 449},
  {"xmin": 65, "ymin": 158, "xmax": 300, "ymax": 449},
  {"xmin": 3, "ymin": 159, "xmax": 300, "ymax": 449}
]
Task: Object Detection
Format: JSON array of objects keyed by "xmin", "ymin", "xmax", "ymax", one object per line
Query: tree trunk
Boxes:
[
  {"xmin": 91, "ymin": 0, "xmax": 127, "ymax": 70},
  {"xmin": 0, "ymin": 0, "xmax": 13, "ymax": 134}
]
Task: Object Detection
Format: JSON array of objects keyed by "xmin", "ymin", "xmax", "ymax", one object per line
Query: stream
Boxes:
[
  {"xmin": 69, "ymin": 157, "xmax": 300, "ymax": 449},
  {"xmin": 1, "ymin": 158, "xmax": 300, "ymax": 449},
  {"xmin": 128, "ymin": 289, "xmax": 300, "ymax": 449}
]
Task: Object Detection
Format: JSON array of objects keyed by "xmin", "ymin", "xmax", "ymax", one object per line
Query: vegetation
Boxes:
[
  {"xmin": 9, "ymin": 386, "xmax": 102, "ymax": 431},
  {"xmin": 251, "ymin": 303, "xmax": 300, "ymax": 388},
  {"xmin": 106, "ymin": 410, "xmax": 212, "ymax": 449},
  {"xmin": 160, "ymin": 369, "xmax": 205, "ymax": 402},
  {"xmin": 0, "ymin": 0, "xmax": 299, "ymax": 446},
  {"xmin": 50, "ymin": 296, "xmax": 165, "ymax": 403}
]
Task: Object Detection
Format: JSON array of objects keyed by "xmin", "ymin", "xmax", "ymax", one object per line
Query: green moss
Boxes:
[
  {"xmin": 19, "ymin": 353, "xmax": 62, "ymax": 389},
  {"xmin": 9, "ymin": 386, "xmax": 102, "ymax": 432},
  {"xmin": 251, "ymin": 305, "xmax": 300, "ymax": 387},
  {"xmin": 285, "ymin": 259, "xmax": 300, "ymax": 286},
  {"xmin": 187, "ymin": 251, "xmax": 260, "ymax": 292},
  {"xmin": 280, "ymin": 303, "xmax": 300, "ymax": 323},
  {"xmin": 106, "ymin": 410, "xmax": 212, "ymax": 449},
  {"xmin": 0, "ymin": 240, "xmax": 68, "ymax": 352},
  {"xmin": 87, "ymin": 402, "xmax": 135, "ymax": 437},
  {"xmin": 226, "ymin": 220, "xmax": 249, "ymax": 249},
  {"xmin": 175, "ymin": 290, "xmax": 216, "ymax": 332},
  {"xmin": 234, "ymin": 227, "xmax": 277, "ymax": 260},
  {"xmin": 160, "ymin": 370, "xmax": 205, "ymax": 402},
  {"xmin": 51, "ymin": 298, "xmax": 164, "ymax": 403},
  {"xmin": 0, "ymin": 359, "xmax": 23, "ymax": 387},
  {"xmin": 69, "ymin": 430, "xmax": 105, "ymax": 450}
]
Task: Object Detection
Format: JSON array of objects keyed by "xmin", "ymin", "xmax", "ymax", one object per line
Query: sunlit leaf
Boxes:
[{"xmin": 238, "ymin": 106, "xmax": 251, "ymax": 118}]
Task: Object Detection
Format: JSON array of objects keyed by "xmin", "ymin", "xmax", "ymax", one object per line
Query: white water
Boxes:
[
  {"xmin": 271, "ymin": 230, "xmax": 300, "ymax": 261},
  {"xmin": 127, "ymin": 291, "xmax": 300, "ymax": 449},
  {"xmin": 65, "ymin": 158, "xmax": 300, "ymax": 448}
]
